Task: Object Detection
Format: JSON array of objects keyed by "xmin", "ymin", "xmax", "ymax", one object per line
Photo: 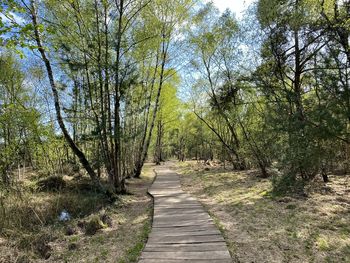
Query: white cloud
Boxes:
[
  {"xmin": 0, "ymin": 11, "xmax": 25, "ymax": 25},
  {"xmin": 209, "ymin": 0, "xmax": 255, "ymax": 18}
]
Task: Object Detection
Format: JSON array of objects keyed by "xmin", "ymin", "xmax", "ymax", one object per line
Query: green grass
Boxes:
[
  {"xmin": 118, "ymin": 216, "xmax": 151, "ymax": 263},
  {"xmin": 286, "ymin": 204, "xmax": 297, "ymax": 209}
]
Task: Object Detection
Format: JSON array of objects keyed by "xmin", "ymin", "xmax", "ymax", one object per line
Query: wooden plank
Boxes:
[
  {"xmin": 152, "ymin": 220, "xmax": 213, "ymax": 228},
  {"xmin": 147, "ymin": 235, "xmax": 225, "ymax": 244},
  {"xmin": 149, "ymin": 230, "xmax": 220, "ymax": 238},
  {"xmin": 141, "ymin": 251, "xmax": 231, "ymax": 260},
  {"xmin": 153, "ymin": 209, "xmax": 208, "ymax": 214},
  {"xmin": 153, "ymin": 211, "xmax": 205, "ymax": 215},
  {"xmin": 150, "ymin": 230, "xmax": 218, "ymax": 235},
  {"xmin": 149, "ymin": 226, "xmax": 218, "ymax": 233},
  {"xmin": 155, "ymin": 198, "xmax": 199, "ymax": 202},
  {"xmin": 153, "ymin": 216, "xmax": 211, "ymax": 222},
  {"xmin": 139, "ymin": 260, "xmax": 232, "ymax": 263},
  {"xmin": 153, "ymin": 205, "xmax": 203, "ymax": 209},
  {"xmin": 153, "ymin": 213, "xmax": 210, "ymax": 219},
  {"xmin": 145, "ymin": 242, "xmax": 227, "ymax": 247},
  {"xmin": 138, "ymin": 167, "xmax": 231, "ymax": 263},
  {"xmin": 144, "ymin": 243, "xmax": 228, "ymax": 252},
  {"xmin": 154, "ymin": 203, "xmax": 202, "ymax": 207}
]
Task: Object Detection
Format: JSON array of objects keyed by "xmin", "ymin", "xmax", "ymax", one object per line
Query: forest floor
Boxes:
[
  {"xmin": 0, "ymin": 163, "xmax": 155, "ymax": 263},
  {"xmin": 175, "ymin": 161, "xmax": 350, "ymax": 263}
]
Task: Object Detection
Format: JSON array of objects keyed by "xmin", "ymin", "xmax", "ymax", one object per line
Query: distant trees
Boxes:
[
  {"xmin": 189, "ymin": 4, "xmax": 245, "ymax": 169},
  {"xmin": 151, "ymin": 73, "xmax": 181, "ymax": 165},
  {"xmin": 0, "ymin": 53, "xmax": 40, "ymax": 184},
  {"xmin": 0, "ymin": 53, "xmax": 67, "ymax": 185}
]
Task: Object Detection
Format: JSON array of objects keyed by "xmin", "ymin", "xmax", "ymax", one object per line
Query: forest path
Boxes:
[{"xmin": 139, "ymin": 166, "xmax": 231, "ymax": 263}]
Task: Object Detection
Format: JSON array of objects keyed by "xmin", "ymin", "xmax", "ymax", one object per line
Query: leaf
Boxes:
[
  {"xmin": 20, "ymin": 23, "xmax": 34, "ymax": 34},
  {"xmin": 37, "ymin": 24, "xmax": 44, "ymax": 33},
  {"xmin": 14, "ymin": 48, "xmax": 25, "ymax": 59}
]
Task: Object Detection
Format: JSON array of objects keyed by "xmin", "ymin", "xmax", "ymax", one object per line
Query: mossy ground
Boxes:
[{"xmin": 176, "ymin": 161, "xmax": 350, "ymax": 263}]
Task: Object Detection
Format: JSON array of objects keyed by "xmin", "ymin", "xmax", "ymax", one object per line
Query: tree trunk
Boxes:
[
  {"xmin": 30, "ymin": 0, "xmax": 99, "ymax": 185},
  {"xmin": 134, "ymin": 29, "xmax": 169, "ymax": 178},
  {"xmin": 154, "ymin": 119, "xmax": 163, "ymax": 165},
  {"xmin": 113, "ymin": 0, "xmax": 126, "ymax": 193}
]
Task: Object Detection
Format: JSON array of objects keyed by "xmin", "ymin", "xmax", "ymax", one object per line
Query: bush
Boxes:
[
  {"xmin": 61, "ymin": 162, "xmax": 80, "ymax": 176},
  {"xmin": 271, "ymin": 173, "xmax": 306, "ymax": 197},
  {"xmin": 36, "ymin": 176, "xmax": 66, "ymax": 192}
]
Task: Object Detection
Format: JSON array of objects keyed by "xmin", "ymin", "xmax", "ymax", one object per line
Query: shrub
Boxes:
[{"xmin": 36, "ymin": 176, "xmax": 66, "ymax": 192}]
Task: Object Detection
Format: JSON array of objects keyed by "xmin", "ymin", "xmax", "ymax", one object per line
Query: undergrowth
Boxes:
[{"xmin": 0, "ymin": 164, "xmax": 155, "ymax": 262}]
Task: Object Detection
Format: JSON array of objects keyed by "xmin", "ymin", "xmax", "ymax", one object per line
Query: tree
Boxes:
[
  {"xmin": 0, "ymin": 52, "xmax": 41, "ymax": 184},
  {"xmin": 189, "ymin": 4, "xmax": 247, "ymax": 169},
  {"xmin": 151, "ymin": 72, "xmax": 181, "ymax": 165},
  {"xmin": 132, "ymin": 0, "xmax": 195, "ymax": 177}
]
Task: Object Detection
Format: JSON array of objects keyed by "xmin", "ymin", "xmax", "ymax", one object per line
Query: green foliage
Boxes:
[
  {"xmin": 0, "ymin": 1, "xmax": 39, "ymax": 55},
  {"xmin": 271, "ymin": 172, "xmax": 307, "ymax": 197},
  {"xmin": 253, "ymin": 0, "xmax": 350, "ymax": 188}
]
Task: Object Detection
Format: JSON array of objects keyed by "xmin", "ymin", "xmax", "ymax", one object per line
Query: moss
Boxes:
[
  {"xmin": 317, "ymin": 237, "xmax": 330, "ymax": 251},
  {"xmin": 85, "ymin": 215, "xmax": 106, "ymax": 235}
]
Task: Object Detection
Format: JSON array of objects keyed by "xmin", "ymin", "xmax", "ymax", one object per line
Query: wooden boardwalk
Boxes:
[{"xmin": 139, "ymin": 167, "xmax": 232, "ymax": 263}]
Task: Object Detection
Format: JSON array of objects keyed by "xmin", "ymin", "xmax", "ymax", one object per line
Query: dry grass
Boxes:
[
  {"xmin": 175, "ymin": 161, "xmax": 350, "ymax": 263},
  {"xmin": 0, "ymin": 163, "xmax": 155, "ymax": 263}
]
